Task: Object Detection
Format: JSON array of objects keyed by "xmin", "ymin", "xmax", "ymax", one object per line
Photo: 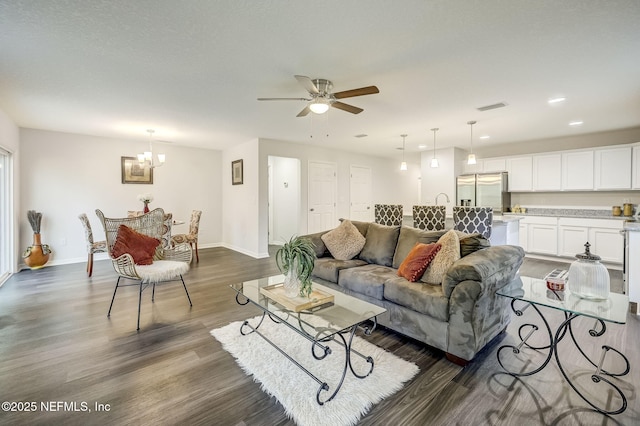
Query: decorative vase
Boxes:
[
  {"xmin": 143, "ymin": 201, "xmax": 150, "ymax": 213},
  {"xmin": 23, "ymin": 233, "xmax": 51, "ymax": 269},
  {"xmin": 283, "ymin": 269, "xmax": 301, "ymax": 297},
  {"xmin": 567, "ymin": 242, "xmax": 610, "ymax": 300}
]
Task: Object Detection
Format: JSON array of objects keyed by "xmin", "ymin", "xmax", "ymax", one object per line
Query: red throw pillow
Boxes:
[
  {"xmin": 397, "ymin": 243, "xmax": 442, "ymax": 282},
  {"xmin": 111, "ymin": 224, "xmax": 160, "ymax": 265}
]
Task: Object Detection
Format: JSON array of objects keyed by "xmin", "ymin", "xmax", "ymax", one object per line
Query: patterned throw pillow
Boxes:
[
  {"xmin": 111, "ymin": 224, "xmax": 160, "ymax": 265},
  {"xmin": 321, "ymin": 219, "xmax": 366, "ymax": 260},
  {"xmin": 421, "ymin": 229, "xmax": 461, "ymax": 285},
  {"xmin": 397, "ymin": 243, "xmax": 442, "ymax": 282}
]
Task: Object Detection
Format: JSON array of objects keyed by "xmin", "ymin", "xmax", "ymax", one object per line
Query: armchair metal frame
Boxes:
[{"xmin": 95, "ymin": 208, "xmax": 193, "ymax": 330}]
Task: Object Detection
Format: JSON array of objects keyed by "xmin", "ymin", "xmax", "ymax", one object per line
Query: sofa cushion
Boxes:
[
  {"xmin": 358, "ymin": 223, "xmax": 401, "ymax": 267},
  {"xmin": 338, "ymin": 264, "xmax": 397, "ymax": 300},
  {"xmin": 392, "ymin": 226, "xmax": 445, "ymax": 268},
  {"xmin": 312, "ymin": 257, "xmax": 368, "ymax": 283},
  {"xmin": 305, "ymin": 231, "xmax": 330, "ymax": 257},
  {"xmin": 339, "ymin": 218, "xmax": 370, "ymax": 238},
  {"xmin": 421, "ymin": 229, "xmax": 461, "ymax": 285},
  {"xmin": 456, "ymin": 231, "xmax": 491, "ymax": 257},
  {"xmin": 384, "ymin": 275, "xmax": 449, "ymax": 322},
  {"xmin": 397, "ymin": 243, "xmax": 442, "ymax": 282},
  {"xmin": 321, "ymin": 219, "xmax": 366, "ymax": 260},
  {"xmin": 111, "ymin": 224, "xmax": 160, "ymax": 265}
]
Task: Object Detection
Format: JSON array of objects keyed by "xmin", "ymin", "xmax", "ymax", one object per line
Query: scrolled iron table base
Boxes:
[
  {"xmin": 235, "ymin": 292, "xmax": 377, "ymax": 405},
  {"xmin": 497, "ymin": 298, "xmax": 630, "ymax": 415}
]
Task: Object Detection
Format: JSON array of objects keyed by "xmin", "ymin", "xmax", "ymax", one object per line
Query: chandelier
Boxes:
[{"xmin": 138, "ymin": 129, "xmax": 165, "ymax": 168}]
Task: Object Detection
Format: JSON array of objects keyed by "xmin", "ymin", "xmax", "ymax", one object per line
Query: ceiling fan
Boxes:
[{"xmin": 257, "ymin": 75, "xmax": 379, "ymax": 117}]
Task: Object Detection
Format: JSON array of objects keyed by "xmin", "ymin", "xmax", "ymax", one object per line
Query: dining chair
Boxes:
[
  {"xmin": 412, "ymin": 205, "xmax": 446, "ymax": 231},
  {"xmin": 95, "ymin": 208, "xmax": 193, "ymax": 330},
  {"xmin": 374, "ymin": 204, "xmax": 403, "ymax": 226},
  {"xmin": 78, "ymin": 213, "xmax": 107, "ymax": 277},
  {"xmin": 171, "ymin": 210, "xmax": 202, "ymax": 262},
  {"xmin": 452, "ymin": 206, "xmax": 493, "ymax": 239}
]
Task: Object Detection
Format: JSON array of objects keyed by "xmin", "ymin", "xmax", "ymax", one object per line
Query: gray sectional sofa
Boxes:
[{"xmin": 304, "ymin": 220, "xmax": 525, "ymax": 364}]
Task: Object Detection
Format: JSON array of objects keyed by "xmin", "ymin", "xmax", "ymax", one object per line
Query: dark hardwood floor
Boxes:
[{"xmin": 0, "ymin": 248, "xmax": 637, "ymax": 425}]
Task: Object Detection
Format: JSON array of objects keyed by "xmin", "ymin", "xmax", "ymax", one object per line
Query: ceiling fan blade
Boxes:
[
  {"xmin": 294, "ymin": 75, "xmax": 319, "ymax": 94},
  {"xmin": 296, "ymin": 105, "xmax": 311, "ymax": 117},
  {"xmin": 331, "ymin": 101, "xmax": 363, "ymax": 114},
  {"xmin": 333, "ymin": 85, "xmax": 379, "ymax": 99},
  {"xmin": 257, "ymin": 97, "xmax": 310, "ymax": 101}
]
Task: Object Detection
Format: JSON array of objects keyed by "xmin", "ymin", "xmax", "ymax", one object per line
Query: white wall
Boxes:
[
  {"xmin": 19, "ymin": 129, "xmax": 222, "ymax": 267},
  {"xmin": 0, "ymin": 109, "xmax": 20, "ymax": 273}
]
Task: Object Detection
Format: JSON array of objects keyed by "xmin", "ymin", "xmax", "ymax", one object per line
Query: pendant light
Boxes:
[
  {"xmin": 138, "ymin": 129, "xmax": 166, "ymax": 168},
  {"xmin": 400, "ymin": 134, "xmax": 408, "ymax": 171},
  {"xmin": 430, "ymin": 128, "xmax": 439, "ymax": 168},
  {"xmin": 467, "ymin": 121, "xmax": 477, "ymax": 165}
]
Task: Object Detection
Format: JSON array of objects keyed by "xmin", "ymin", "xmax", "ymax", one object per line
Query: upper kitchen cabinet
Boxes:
[
  {"xmin": 482, "ymin": 158, "xmax": 507, "ymax": 173},
  {"xmin": 594, "ymin": 146, "xmax": 632, "ymax": 190},
  {"xmin": 632, "ymin": 145, "xmax": 640, "ymax": 189},
  {"xmin": 562, "ymin": 150, "xmax": 594, "ymax": 190},
  {"xmin": 533, "ymin": 153, "xmax": 562, "ymax": 191},
  {"xmin": 506, "ymin": 156, "xmax": 533, "ymax": 191}
]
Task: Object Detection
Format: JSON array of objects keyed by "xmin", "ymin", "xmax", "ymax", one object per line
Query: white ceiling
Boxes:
[{"xmin": 1, "ymin": 0, "xmax": 639, "ymax": 158}]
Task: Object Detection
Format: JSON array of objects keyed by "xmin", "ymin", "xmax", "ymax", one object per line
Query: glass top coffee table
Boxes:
[
  {"xmin": 497, "ymin": 275, "xmax": 630, "ymax": 415},
  {"xmin": 230, "ymin": 275, "xmax": 386, "ymax": 405}
]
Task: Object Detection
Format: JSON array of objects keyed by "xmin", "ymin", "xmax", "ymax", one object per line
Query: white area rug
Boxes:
[{"xmin": 211, "ymin": 316, "xmax": 419, "ymax": 426}]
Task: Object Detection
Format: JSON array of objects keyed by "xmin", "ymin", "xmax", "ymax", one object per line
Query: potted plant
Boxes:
[
  {"xmin": 275, "ymin": 236, "xmax": 316, "ymax": 298},
  {"xmin": 23, "ymin": 210, "xmax": 52, "ymax": 269}
]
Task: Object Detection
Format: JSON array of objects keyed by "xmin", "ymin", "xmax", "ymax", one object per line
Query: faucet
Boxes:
[{"xmin": 435, "ymin": 192, "xmax": 450, "ymax": 205}]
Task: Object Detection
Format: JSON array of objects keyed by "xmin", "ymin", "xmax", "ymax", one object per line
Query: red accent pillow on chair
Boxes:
[
  {"xmin": 111, "ymin": 225, "xmax": 160, "ymax": 265},
  {"xmin": 397, "ymin": 243, "xmax": 442, "ymax": 282}
]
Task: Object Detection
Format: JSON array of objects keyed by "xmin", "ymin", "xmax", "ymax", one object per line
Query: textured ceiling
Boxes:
[{"xmin": 0, "ymin": 0, "xmax": 639, "ymax": 158}]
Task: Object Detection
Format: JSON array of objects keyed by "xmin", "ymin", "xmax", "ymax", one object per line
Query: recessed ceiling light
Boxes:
[
  {"xmin": 418, "ymin": 144, "xmax": 427, "ymax": 149},
  {"xmin": 479, "ymin": 135, "xmax": 490, "ymax": 140},
  {"xmin": 548, "ymin": 97, "xmax": 566, "ymax": 104},
  {"xmin": 569, "ymin": 120, "xmax": 583, "ymax": 126}
]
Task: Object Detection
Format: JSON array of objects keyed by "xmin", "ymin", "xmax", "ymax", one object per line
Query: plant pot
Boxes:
[{"xmin": 23, "ymin": 233, "xmax": 51, "ymax": 269}]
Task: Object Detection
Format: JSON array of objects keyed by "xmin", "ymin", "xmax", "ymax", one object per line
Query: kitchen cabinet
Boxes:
[
  {"xmin": 506, "ymin": 156, "xmax": 533, "ymax": 192},
  {"xmin": 519, "ymin": 223, "xmax": 528, "ymax": 251},
  {"xmin": 520, "ymin": 216, "xmax": 557, "ymax": 255},
  {"xmin": 632, "ymin": 145, "xmax": 640, "ymax": 189},
  {"xmin": 557, "ymin": 218, "xmax": 623, "ymax": 264},
  {"xmin": 533, "ymin": 153, "xmax": 562, "ymax": 191},
  {"xmin": 562, "ymin": 150, "xmax": 594, "ymax": 190},
  {"xmin": 482, "ymin": 158, "xmax": 506, "ymax": 173},
  {"xmin": 594, "ymin": 146, "xmax": 632, "ymax": 190}
]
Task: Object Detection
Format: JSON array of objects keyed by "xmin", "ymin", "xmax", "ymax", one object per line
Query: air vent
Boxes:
[
  {"xmin": 477, "ymin": 102, "xmax": 507, "ymax": 112},
  {"xmin": 354, "ymin": 134, "xmax": 368, "ymax": 138}
]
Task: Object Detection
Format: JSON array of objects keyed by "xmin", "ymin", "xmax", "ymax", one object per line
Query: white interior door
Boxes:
[
  {"xmin": 350, "ymin": 165, "xmax": 373, "ymax": 221},
  {"xmin": 308, "ymin": 161, "xmax": 336, "ymax": 233}
]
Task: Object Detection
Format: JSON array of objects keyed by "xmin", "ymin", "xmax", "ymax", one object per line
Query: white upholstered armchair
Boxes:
[{"xmin": 95, "ymin": 208, "xmax": 193, "ymax": 330}]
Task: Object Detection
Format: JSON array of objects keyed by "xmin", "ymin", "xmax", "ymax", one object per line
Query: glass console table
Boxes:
[
  {"xmin": 230, "ymin": 275, "xmax": 386, "ymax": 405},
  {"xmin": 497, "ymin": 275, "xmax": 630, "ymax": 415}
]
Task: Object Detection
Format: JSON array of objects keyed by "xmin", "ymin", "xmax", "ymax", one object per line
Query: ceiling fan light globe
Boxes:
[{"xmin": 309, "ymin": 102, "xmax": 330, "ymax": 114}]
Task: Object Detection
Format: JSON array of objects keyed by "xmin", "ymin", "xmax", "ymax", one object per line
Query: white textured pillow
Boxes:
[
  {"xmin": 421, "ymin": 229, "xmax": 461, "ymax": 285},
  {"xmin": 321, "ymin": 219, "xmax": 366, "ymax": 260}
]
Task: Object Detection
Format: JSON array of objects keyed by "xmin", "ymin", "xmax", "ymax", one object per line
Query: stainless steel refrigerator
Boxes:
[{"xmin": 456, "ymin": 172, "xmax": 511, "ymax": 213}]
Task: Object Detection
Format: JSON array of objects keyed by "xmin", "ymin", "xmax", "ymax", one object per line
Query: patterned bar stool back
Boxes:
[
  {"xmin": 453, "ymin": 207, "xmax": 493, "ymax": 239},
  {"xmin": 413, "ymin": 205, "xmax": 446, "ymax": 231},
  {"xmin": 374, "ymin": 204, "xmax": 403, "ymax": 226}
]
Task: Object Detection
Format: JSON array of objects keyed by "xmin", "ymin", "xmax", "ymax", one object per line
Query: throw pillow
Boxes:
[
  {"xmin": 358, "ymin": 223, "xmax": 401, "ymax": 267},
  {"xmin": 111, "ymin": 224, "xmax": 160, "ymax": 265},
  {"xmin": 421, "ymin": 229, "xmax": 461, "ymax": 285},
  {"xmin": 397, "ymin": 242, "xmax": 442, "ymax": 282},
  {"xmin": 321, "ymin": 219, "xmax": 366, "ymax": 260}
]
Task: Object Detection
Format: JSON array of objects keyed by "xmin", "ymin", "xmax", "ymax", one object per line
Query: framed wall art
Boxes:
[
  {"xmin": 232, "ymin": 159, "xmax": 243, "ymax": 185},
  {"xmin": 121, "ymin": 156, "xmax": 153, "ymax": 184}
]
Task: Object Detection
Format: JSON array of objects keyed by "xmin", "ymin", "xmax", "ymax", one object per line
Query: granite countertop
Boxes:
[{"xmin": 503, "ymin": 207, "xmax": 635, "ymax": 221}]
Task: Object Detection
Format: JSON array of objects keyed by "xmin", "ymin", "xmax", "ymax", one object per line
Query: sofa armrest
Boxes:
[
  {"xmin": 442, "ymin": 245, "xmax": 525, "ymax": 298},
  {"xmin": 301, "ymin": 231, "xmax": 330, "ymax": 258}
]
